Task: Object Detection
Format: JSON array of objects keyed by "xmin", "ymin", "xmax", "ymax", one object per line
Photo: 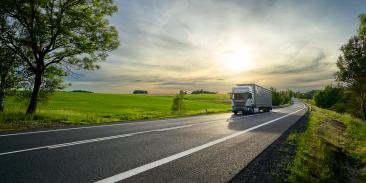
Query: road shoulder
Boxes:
[{"xmin": 230, "ymin": 109, "xmax": 310, "ymax": 183}]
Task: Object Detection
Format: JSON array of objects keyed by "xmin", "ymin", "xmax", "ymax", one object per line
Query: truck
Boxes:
[{"xmin": 231, "ymin": 84, "xmax": 272, "ymax": 115}]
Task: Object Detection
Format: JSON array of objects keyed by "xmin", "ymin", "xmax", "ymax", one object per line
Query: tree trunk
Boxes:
[
  {"xmin": 362, "ymin": 101, "xmax": 366, "ymax": 120},
  {"xmin": 0, "ymin": 85, "xmax": 4, "ymax": 112},
  {"xmin": 26, "ymin": 72, "xmax": 42, "ymax": 114},
  {"xmin": 361, "ymin": 94, "xmax": 366, "ymax": 120},
  {"xmin": 0, "ymin": 63, "xmax": 3, "ymax": 112}
]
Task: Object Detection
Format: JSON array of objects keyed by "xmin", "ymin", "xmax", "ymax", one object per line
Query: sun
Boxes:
[{"xmin": 224, "ymin": 48, "xmax": 253, "ymax": 73}]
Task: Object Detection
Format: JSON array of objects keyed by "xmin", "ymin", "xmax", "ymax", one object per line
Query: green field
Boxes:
[{"xmin": 0, "ymin": 92, "xmax": 231, "ymax": 131}]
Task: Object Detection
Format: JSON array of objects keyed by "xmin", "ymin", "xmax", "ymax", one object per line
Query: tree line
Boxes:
[
  {"xmin": 191, "ymin": 89, "xmax": 217, "ymax": 94},
  {"xmin": 0, "ymin": 0, "xmax": 119, "ymax": 114},
  {"xmin": 270, "ymin": 87, "xmax": 294, "ymax": 106},
  {"xmin": 271, "ymin": 87, "xmax": 319, "ymax": 106}
]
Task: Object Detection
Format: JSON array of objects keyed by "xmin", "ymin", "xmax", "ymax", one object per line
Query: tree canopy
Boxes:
[
  {"xmin": 0, "ymin": 46, "xmax": 21, "ymax": 111},
  {"xmin": 0, "ymin": 0, "xmax": 119, "ymax": 113},
  {"xmin": 336, "ymin": 36, "xmax": 366, "ymax": 119},
  {"xmin": 359, "ymin": 13, "xmax": 366, "ymax": 37}
]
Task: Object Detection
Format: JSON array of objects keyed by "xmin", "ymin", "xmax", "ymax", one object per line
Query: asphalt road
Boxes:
[{"xmin": 0, "ymin": 101, "xmax": 307, "ymax": 183}]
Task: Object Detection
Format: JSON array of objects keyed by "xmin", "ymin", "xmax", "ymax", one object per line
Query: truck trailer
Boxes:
[{"xmin": 231, "ymin": 84, "xmax": 272, "ymax": 114}]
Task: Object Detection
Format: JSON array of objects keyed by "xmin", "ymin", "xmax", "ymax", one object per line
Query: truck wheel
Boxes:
[{"xmin": 234, "ymin": 111, "xmax": 238, "ymax": 115}]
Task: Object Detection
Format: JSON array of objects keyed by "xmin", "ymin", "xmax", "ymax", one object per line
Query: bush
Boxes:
[
  {"xmin": 171, "ymin": 93, "xmax": 184, "ymax": 113},
  {"xmin": 312, "ymin": 86, "xmax": 364, "ymax": 118},
  {"xmin": 314, "ymin": 86, "xmax": 344, "ymax": 109},
  {"xmin": 331, "ymin": 103, "xmax": 347, "ymax": 113}
]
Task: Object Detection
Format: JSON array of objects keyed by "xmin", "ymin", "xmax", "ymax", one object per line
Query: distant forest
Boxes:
[
  {"xmin": 133, "ymin": 90, "xmax": 148, "ymax": 94},
  {"xmin": 191, "ymin": 89, "xmax": 217, "ymax": 94}
]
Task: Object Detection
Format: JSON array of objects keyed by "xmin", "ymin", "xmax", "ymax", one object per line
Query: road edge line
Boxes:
[{"xmin": 95, "ymin": 104, "xmax": 307, "ymax": 183}]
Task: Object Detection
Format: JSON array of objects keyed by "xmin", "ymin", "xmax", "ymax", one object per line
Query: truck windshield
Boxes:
[{"xmin": 233, "ymin": 93, "xmax": 249, "ymax": 100}]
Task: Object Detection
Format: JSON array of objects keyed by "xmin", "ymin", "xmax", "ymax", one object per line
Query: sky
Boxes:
[{"xmin": 65, "ymin": 0, "xmax": 366, "ymax": 94}]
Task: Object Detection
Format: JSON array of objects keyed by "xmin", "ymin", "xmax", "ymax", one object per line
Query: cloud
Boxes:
[
  {"xmin": 65, "ymin": 0, "xmax": 366, "ymax": 93},
  {"xmin": 259, "ymin": 48, "xmax": 330, "ymax": 75}
]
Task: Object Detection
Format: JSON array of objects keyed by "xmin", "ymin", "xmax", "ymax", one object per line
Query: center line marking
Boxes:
[
  {"xmin": 0, "ymin": 115, "xmax": 230, "ymax": 137},
  {"xmin": 0, "ymin": 107, "xmax": 293, "ymax": 156},
  {"xmin": 95, "ymin": 105, "xmax": 306, "ymax": 183},
  {"xmin": 0, "ymin": 107, "xmax": 284, "ymax": 137},
  {"xmin": 0, "ymin": 121, "xmax": 220, "ymax": 156}
]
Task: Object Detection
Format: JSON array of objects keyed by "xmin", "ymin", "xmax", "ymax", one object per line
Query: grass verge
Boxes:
[{"xmin": 287, "ymin": 102, "xmax": 366, "ymax": 183}]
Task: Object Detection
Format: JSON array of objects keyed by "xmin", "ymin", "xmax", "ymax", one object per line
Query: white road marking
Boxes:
[
  {"xmin": 47, "ymin": 124, "xmax": 193, "ymax": 149},
  {"xmin": 0, "ymin": 110, "xmax": 277, "ymax": 137},
  {"xmin": 0, "ymin": 146, "xmax": 48, "ymax": 156},
  {"xmin": 0, "ymin": 121, "xmax": 218, "ymax": 156},
  {"xmin": 0, "ymin": 106, "xmax": 295, "ymax": 156},
  {"xmin": 95, "ymin": 105, "xmax": 307, "ymax": 183},
  {"xmin": 0, "ymin": 115, "xmax": 231, "ymax": 137}
]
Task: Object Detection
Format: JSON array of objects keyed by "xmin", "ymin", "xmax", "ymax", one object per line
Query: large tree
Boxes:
[
  {"xmin": 336, "ymin": 36, "xmax": 366, "ymax": 119},
  {"xmin": 0, "ymin": 0, "xmax": 119, "ymax": 113}
]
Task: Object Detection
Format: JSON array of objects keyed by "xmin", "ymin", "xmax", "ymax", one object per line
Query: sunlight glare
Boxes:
[{"xmin": 224, "ymin": 48, "xmax": 253, "ymax": 73}]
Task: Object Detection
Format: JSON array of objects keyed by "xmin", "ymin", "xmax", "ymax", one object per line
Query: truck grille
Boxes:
[{"xmin": 234, "ymin": 101, "xmax": 245, "ymax": 107}]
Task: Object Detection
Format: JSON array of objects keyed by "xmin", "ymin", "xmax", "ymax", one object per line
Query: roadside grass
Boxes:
[
  {"xmin": 0, "ymin": 92, "xmax": 231, "ymax": 131},
  {"xmin": 287, "ymin": 102, "xmax": 366, "ymax": 183}
]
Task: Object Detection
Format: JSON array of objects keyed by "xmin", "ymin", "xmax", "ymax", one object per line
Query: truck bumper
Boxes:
[{"xmin": 232, "ymin": 106, "xmax": 248, "ymax": 112}]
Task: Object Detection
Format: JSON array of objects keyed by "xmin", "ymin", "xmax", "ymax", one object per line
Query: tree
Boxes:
[
  {"xmin": 0, "ymin": 46, "xmax": 21, "ymax": 111},
  {"xmin": 270, "ymin": 87, "xmax": 281, "ymax": 106},
  {"xmin": 172, "ymin": 92, "xmax": 185, "ymax": 113},
  {"xmin": 336, "ymin": 36, "xmax": 366, "ymax": 119},
  {"xmin": 359, "ymin": 14, "xmax": 366, "ymax": 37},
  {"xmin": 270, "ymin": 87, "xmax": 293, "ymax": 106},
  {"xmin": 17, "ymin": 66, "xmax": 67, "ymax": 102},
  {"xmin": 313, "ymin": 86, "xmax": 344, "ymax": 109},
  {"xmin": 0, "ymin": 0, "xmax": 119, "ymax": 113},
  {"xmin": 302, "ymin": 90, "xmax": 319, "ymax": 99}
]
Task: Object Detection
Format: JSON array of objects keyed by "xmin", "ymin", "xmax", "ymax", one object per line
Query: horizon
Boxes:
[{"xmin": 64, "ymin": 0, "xmax": 366, "ymax": 94}]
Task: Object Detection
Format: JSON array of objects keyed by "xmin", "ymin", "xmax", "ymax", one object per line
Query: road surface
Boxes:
[{"xmin": 0, "ymin": 101, "xmax": 307, "ymax": 183}]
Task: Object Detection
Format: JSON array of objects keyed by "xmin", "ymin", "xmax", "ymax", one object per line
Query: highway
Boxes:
[{"xmin": 0, "ymin": 101, "xmax": 307, "ymax": 183}]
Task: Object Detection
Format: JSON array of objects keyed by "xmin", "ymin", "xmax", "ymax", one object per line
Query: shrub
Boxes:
[
  {"xmin": 171, "ymin": 93, "xmax": 184, "ymax": 113},
  {"xmin": 314, "ymin": 86, "xmax": 344, "ymax": 109},
  {"xmin": 331, "ymin": 103, "xmax": 347, "ymax": 113}
]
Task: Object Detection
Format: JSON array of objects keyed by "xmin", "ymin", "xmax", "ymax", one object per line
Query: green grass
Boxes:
[
  {"xmin": 0, "ymin": 92, "xmax": 231, "ymax": 131},
  {"xmin": 287, "ymin": 102, "xmax": 366, "ymax": 183}
]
